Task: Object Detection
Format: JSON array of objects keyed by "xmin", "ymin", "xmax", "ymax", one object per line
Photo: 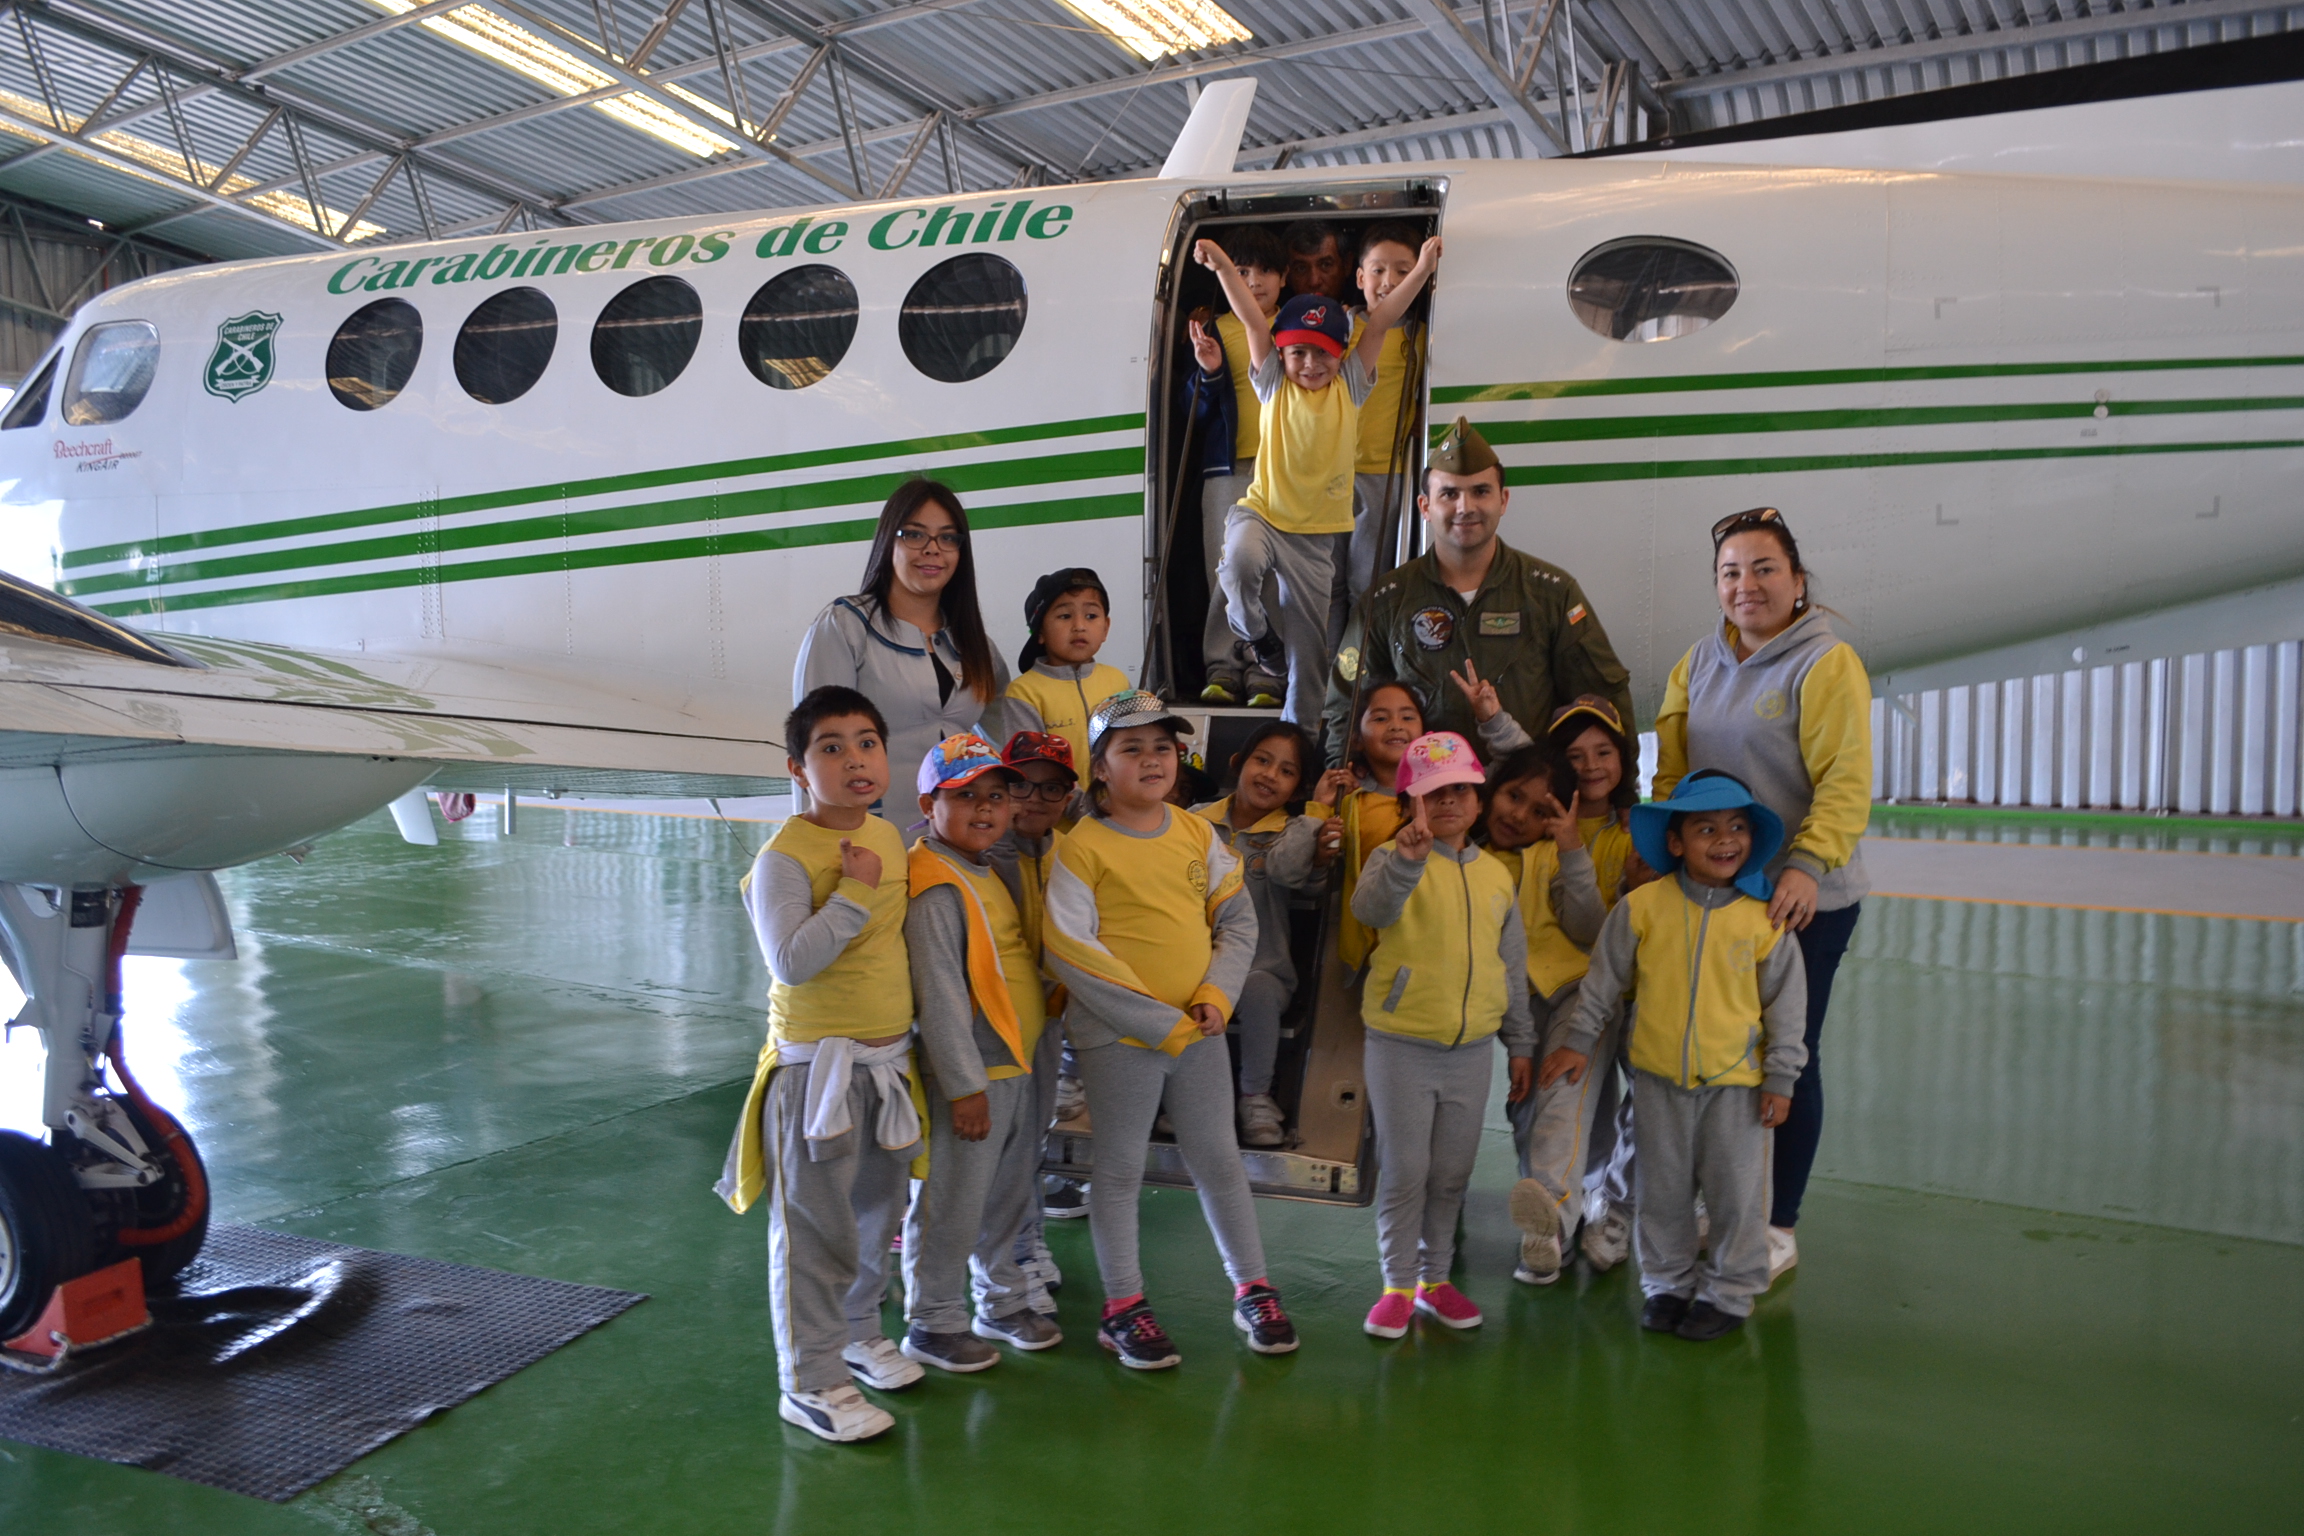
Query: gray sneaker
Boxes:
[
  {"xmin": 1244, "ymin": 668, "xmax": 1284, "ymax": 708},
  {"xmin": 1238, "ymin": 1093, "xmax": 1285, "ymax": 1147},
  {"xmin": 900, "ymin": 1325, "xmax": 1000, "ymax": 1373},
  {"xmin": 1509, "ymin": 1177, "xmax": 1563, "ymax": 1285},
  {"xmin": 1200, "ymin": 670, "xmax": 1242, "ymax": 705},
  {"xmin": 1580, "ymin": 1203, "xmax": 1632, "ymax": 1272},
  {"xmin": 973, "ymin": 1309, "xmax": 1063, "ymax": 1351}
]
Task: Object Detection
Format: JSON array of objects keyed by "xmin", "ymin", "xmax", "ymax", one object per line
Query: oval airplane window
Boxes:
[
  {"xmin": 592, "ymin": 275, "xmax": 702, "ymax": 398},
  {"xmin": 739, "ymin": 265, "xmax": 858, "ymax": 390},
  {"xmin": 61, "ymin": 321, "xmax": 161, "ymax": 425},
  {"xmin": 900, "ymin": 253, "xmax": 1027, "ymax": 384},
  {"xmin": 328, "ymin": 298, "xmax": 423, "ymax": 411},
  {"xmin": 1, "ymin": 350, "xmax": 58, "ymax": 429},
  {"xmin": 1567, "ymin": 238, "xmax": 1739, "ymax": 343},
  {"xmin": 454, "ymin": 286, "xmax": 557, "ymax": 404}
]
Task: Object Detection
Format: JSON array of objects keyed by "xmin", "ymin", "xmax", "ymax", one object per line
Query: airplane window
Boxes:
[
  {"xmin": 1567, "ymin": 237, "xmax": 1739, "ymax": 343},
  {"xmin": 454, "ymin": 286, "xmax": 557, "ymax": 404},
  {"xmin": 739, "ymin": 265, "xmax": 858, "ymax": 390},
  {"xmin": 900, "ymin": 253, "xmax": 1027, "ymax": 384},
  {"xmin": 591, "ymin": 275, "xmax": 702, "ymax": 397},
  {"xmin": 328, "ymin": 298, "xmax": 423, "ymax": 411},
  {"xmin": 1, "ymin": 351, "xmax": 57, "ymax": 429},
  {"xmin": 61, "ymin": 321, "xmax": 161, "ymax": 425}
]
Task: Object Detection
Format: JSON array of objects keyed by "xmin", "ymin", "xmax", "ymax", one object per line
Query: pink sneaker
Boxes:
[
  {"xmin": 1363, "ymin": 1289, "xmax": 1414, "ymax": 1339},
  {"xmin": 1414, "ymin": 1281, "xmax": 1482, "ymax": 1330}
]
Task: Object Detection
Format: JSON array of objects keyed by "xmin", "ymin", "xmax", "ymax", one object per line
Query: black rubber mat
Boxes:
[{"xmin": 0, "ymin": 1224, "xmax": 645, "ymax": 1501}]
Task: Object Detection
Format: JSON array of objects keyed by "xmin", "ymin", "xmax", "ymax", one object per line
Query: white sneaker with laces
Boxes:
[
  {"xmin": 1767, "ymin": 1224, "xmax": 1798, "ymax": 1285},
  {"xmin": 781, "ymin": 1384, "xmax": 894, "ymax": 1442},
  {"xmin": 1238, "ymin": 1093, "xmax": 1285, "ymax": 1147},
  {"xmin": 1053, "ymin": 1075, "xmax": 1087, "ymax": 1124},
  {"xmin": 1580, "ymin": 1204, "xmax": 1631, "ymax": 1272},
  {"xmin": 842, "ymin": 1334, "xmax": 924, "ymax": 1392},
  {"xmin": 1509, "ymin": 1177, "xmax": 1563, "ymax": 1284}
]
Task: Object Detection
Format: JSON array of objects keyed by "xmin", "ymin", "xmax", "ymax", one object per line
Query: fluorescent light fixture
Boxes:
[
  {"xmin": 0, "ymin": 88, "xmax": 387, "ymax": 240},
  {"xmin": 366, "ymin": 0, "xmax": 741, "ymax": 160},
  {"xmin": 1054, "ymin": 0, "xmax": 1252, "ymax": 62}
]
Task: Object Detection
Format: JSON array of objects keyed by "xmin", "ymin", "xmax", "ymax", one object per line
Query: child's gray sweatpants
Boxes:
[
  {"xmin": 904, "ymin": 1074, "xmax": 1039, "ymax": 1332},
  {"xmin": 1364, "ymin": 1027, "xmax": 1495, "ymax": 1289},
  {"xmin": 1631, "ymin": 1069, "xmax": 1771, "ymax": 1317},
  {"xmin": 762, "ymin": 1064, "xmax": 913, "ymax": 1393},
  {"xmin": 1075, "ymin": 1034, "xmax": 1266, "ymax": 1299},
  {"xmin": 1233, "ymin": 969, "xmax": 1291, "ymax": 1098},
  {"xmin": 1219, "ymin": 505, "xmax": 1338, "ymax": 728},
  {"xmin": 1514, "ymin": 979, "xmax": 1629, "ymax": 1223}
]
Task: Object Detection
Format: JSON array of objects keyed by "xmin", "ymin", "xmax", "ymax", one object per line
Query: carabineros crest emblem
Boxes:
[{"xmin": 204, "ymin": 310, "xmax": 283, "ymax": 402}]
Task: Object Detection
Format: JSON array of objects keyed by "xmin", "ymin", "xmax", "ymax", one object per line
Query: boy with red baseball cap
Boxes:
[{"xmin": 1191, "ymin": 231, "xmax": 1441, "ymax": 728}]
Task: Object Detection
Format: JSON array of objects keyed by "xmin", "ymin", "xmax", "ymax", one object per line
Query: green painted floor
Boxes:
[{"xmin": 3, "ymin": 805, "xmax": 2301, "ymax": 1534}]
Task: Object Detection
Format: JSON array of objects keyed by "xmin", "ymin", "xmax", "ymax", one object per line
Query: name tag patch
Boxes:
[{"xmin": 1479, "ymin": 612, "xmax": 1522, "ymax": 636}]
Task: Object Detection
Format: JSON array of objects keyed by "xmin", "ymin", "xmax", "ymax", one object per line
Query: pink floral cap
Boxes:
[{"xmin": 1395, "ymin": 731, "xmax": 1485, "ymax": 796}]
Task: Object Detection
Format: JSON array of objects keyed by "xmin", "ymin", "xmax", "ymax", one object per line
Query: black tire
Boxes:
[
  {"xmin": 88, "ymin": 1098, "xmax": 209, "ymax": 1287},
  {"xmin": 0, "ymin": 1129, "xmax": 98, "ymax": 1341}
]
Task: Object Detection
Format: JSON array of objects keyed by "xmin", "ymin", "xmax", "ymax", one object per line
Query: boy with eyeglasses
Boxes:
[{"xmin": 981, "ymin": 568, "xmax": 1130, "ymax": 778}]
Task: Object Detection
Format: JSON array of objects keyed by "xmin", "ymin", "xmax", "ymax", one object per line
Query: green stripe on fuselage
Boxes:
[
  {"xmin": 1496, "ymin": 436, "xmax": 2304, "ymax": 488},
  {"xmin": 81, "ymin": 492, "xmax": 1142, "ymax": 619},
  {"xmin": 1468, "ymin": 395, "xmax": 2304, "ymax": 448},
  {"xmin": 1431, "ymin": 354, "xmax": 2304, "ymax": 406},
  {"xmin": 59, "ymin": 410, "xmax": 1146, "ymax": 572}
]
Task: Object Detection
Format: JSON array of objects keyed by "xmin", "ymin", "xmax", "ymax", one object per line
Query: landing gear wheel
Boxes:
[
  {"xmin": 0, "ymin": 1130, "xmax": 98, "ymax": 1341},
  {"xmin": 86, "ymin": 1098, "xmax": 209, "ymax": 1288}
]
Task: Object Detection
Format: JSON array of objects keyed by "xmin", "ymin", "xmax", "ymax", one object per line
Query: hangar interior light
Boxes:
[{"xmin": 1054, "ymin": 0, "xmax": 1253, "ymax": 62}]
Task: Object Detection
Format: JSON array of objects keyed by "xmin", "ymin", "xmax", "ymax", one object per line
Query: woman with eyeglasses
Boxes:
[
  {"xmin": 794, "ymin": 478, "xmax": 1009, "ymax": 791},
  {"xmin": 1652, "ymin": 508, "xmax": 1873, "ymax": 1289}
]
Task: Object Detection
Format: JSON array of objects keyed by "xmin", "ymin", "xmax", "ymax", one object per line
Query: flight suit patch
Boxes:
[
  {"xmin": 1412, "ymin": 607, "xmax": 1455, "ymax": 650},
  {"xmin": 1479, "ymin": 612, "xmax": 1521, "ymax": 636}
]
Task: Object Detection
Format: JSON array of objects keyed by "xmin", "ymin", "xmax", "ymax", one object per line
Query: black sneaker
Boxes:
[
  {"xmin": 900, "ymin": 1325, "xmax": 1000, "ymax": 1373},
  {"xmin": 1639, "ymin": 1293, "xmax": 1692, "ymax": 1334},
  {"xmin": 1232, "ymin": 1282, "xmax": 1299, "ymax": 1355},
  {"xmin": 1675, "ymin": 1300, "xmax": 1745, "ymax": 1342},
  {"xmin": 1247, "ymin": 629, "xmax": 1287, "ymax": 672},
  {"xmin": 1098, "ymin": 1301, "xmax": 1181, "ymax": 1370},
  {"xmin": 973, "ymin": 1309, "xmax": 1062, "ymax": 1351},
  {"xmin": 1041, "ymin": 1179, "xmax": 1089, "ymax": 1220}
]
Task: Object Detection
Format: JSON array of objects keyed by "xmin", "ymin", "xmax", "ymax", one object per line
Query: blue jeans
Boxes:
[{"xmin": 1769, "ymin": 901, "xmax": 1861, "ymax": 1229}]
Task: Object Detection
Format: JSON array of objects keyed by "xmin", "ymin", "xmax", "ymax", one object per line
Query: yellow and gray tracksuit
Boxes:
[
  {"xmin": 1352, "ymin": 840, "xmax": 1534, "ymax": 1289},
  {"xmin": 1042, "ymin": 808, "xmax": 1264, "ymax": 1299},
  {"xmin": 901, "ymin": 837, "xmax": 1047, "ymax": 1333},
  {"xmin": 722, "ymin": 814, "xmax": 921, "ymax": 1395},
  {"xmin": 1563, "ymin": 874, "xmax": 1808, "ymax": 1317},
  {"xmin": 979, "ymin": 660, "xmax": 1132, "ymax": 781}
]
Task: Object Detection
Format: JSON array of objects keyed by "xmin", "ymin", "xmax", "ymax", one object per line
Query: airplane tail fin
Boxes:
[{"xmin": 1160, "ymin": 78, "xmax": 1258, "ymax": 179}]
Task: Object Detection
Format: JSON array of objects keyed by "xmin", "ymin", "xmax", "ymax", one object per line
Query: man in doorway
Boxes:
[
  {"xmin": 1323, "ymin": 418, "xmax": 1634, "ymax": 764},
  {"xmin": 1281, "ymin": 221, "xmax": 1351, "ymax": 304}
]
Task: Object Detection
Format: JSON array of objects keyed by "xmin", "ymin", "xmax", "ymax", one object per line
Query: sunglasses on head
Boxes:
[{"xmin": 1711, "ymin": 507, "xmax": 1787, "ymax": 548}]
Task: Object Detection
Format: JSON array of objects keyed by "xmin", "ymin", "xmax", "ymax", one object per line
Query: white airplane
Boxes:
[{"xmin": 1, "ymin": 78, "xmax": 2298, "ymax": 1336}]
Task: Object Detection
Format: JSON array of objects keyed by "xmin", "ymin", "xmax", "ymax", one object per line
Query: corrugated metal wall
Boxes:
[
  {"xmin": 0, "ymin": 195, "xmax": 203, "ymax": 385},
  {"xmin": 1873, "ymin": 637, "xmax": 2304, "ymax": 819}
]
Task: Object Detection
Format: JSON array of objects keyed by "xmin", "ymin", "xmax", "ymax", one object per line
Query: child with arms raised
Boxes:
[
  {"xmin": 1042, "ymin": 691, "xmax": 1297, "ymax": 1368},
  {"xmin": 718, "ymin": 685, "xmax": 921, "ymax": 1444},
  {"xmin": 1350, "ymin": 732, "xmax": 1535, "ymax": 1337},
  {"xmin": 1192, "ymin": 720, "xmax": 1343, "ymax": 1146},
  {"xmin": 1553, "ymin": 772, "xmax": 1808, "ymax": 1341},
  {"xmin": 900, "ymin": 735, "xmax": 1061, "ymax": 1373}
]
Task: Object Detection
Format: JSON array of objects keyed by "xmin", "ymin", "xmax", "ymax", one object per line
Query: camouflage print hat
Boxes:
[{"xmin": 1428, "ymin": 416, "xmax": 1500, "ymax": 477}]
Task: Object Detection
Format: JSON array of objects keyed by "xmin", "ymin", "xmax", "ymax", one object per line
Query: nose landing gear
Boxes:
[{"xmin": 0, "ymin": 884, "xmax": 209, "ymax": 1343}]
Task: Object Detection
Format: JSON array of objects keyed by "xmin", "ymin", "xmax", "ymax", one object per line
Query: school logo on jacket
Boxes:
[
  {"xmin": 1412, "ymin": 607, "xmax": 1455, "ymax": 650},
  {"xmin": 204, "ymin": 310, "xmax": 282, "ymax": 403},
  {"xmin": 1186, "ymin": 859, "xmax": 1209, "ymax": 898},
  {"xmin": 1753, "ymin": 688, "xmax": 1789, "ymax": 721}
]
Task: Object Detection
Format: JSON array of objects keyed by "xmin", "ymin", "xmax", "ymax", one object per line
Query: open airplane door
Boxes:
[{"xmin": 1045, "ymin": 174, "xmax": 1445, "ymax": 1205}]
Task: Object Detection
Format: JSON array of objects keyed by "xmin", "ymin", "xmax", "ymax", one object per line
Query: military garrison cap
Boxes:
[{"xmin": 1428, "ymin": 416, "xmax": 1500, "ymax": 477}]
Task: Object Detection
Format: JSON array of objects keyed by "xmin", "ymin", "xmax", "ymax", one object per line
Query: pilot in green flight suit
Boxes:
[{"xmin": 1323, "ymin": 417, "xmax": 1635, "ymax": 765}]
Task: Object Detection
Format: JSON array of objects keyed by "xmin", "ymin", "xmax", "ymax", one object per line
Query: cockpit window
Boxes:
[
  {"xmin": 901, "ymin": 254, "xmax": 1027, "ymax": 384},
  {"xmin": 454, "ymin": 287, "xmax": 557, "ymax": 404},
  {"xmin": 1, "ymin": 351, "xmax": 57, "ymax": 429},
  {"xmin": 329, "ymin": 298, "xmax": 423, "ymax": 411},
  {"xmin": 0, "ymin": 567, "xmax": 198, "ymax": 667},
  {"xmin": 740, "ymin": 265, "xmax": 858, "ymax": 390},
  {"xmin": 1567, "ymin": 238, "xmax": 1739, "ymax": 343},
  {"xmin": 592, "ymin": 275, "xmax": 703, "ymax": 397},
  {"xmin": 62, "ymin": 321, "xmax": 161, "ymax": 424}
]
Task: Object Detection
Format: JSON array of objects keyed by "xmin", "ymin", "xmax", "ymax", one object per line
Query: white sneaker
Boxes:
[
  {"xmin": 1767, "ymin": 1224, "xmax": 1798, "ymax": 1285},
  {"xmin": 781, "ymin": 1384, "xmax": 894, "ymax": 1443},
  {"xmin": 1237, "ymin": 1093, "xmax": 1284, "ymax": 1147},
  {"xmin": 842, "ymin": 1334, "xmax": 924, "ymax": 1392},
  {"xmin": 1053, "ymin": 1075, "xmax": 1087, "ymax": 1123},
  {"xmin": 1579, "ymin": 1204, "xmax": 1631, "ymax": 1272},
  {"xmin": 1508, "ymin": 1177, "xmax": 1563, "ymax": 1284}
]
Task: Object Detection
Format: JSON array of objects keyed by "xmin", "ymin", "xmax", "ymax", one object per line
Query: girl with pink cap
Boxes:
[{"xmin": 1348, "ymin": 731, "xmax": 1537, "ymax": 1338}]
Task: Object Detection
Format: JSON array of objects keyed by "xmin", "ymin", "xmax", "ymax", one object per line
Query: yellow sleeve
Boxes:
[
  {"xmin": 1788, "ymin": 643, "xmax": 1875, "ymax": 878},
  {"xmin": 1651, "ymin": 647, "xmax": 1694, "ymax": 800}
]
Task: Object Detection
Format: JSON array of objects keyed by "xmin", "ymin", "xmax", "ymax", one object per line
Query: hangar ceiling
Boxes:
[{"xmin": 0, "ymin": 0, "xmax": 2295, "ymax": 266}]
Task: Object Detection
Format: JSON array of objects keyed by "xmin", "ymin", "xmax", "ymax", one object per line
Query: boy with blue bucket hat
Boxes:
[{"xmin": 1549, "ymin": 770, "xmax": 1809, "ymax": 1340}]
